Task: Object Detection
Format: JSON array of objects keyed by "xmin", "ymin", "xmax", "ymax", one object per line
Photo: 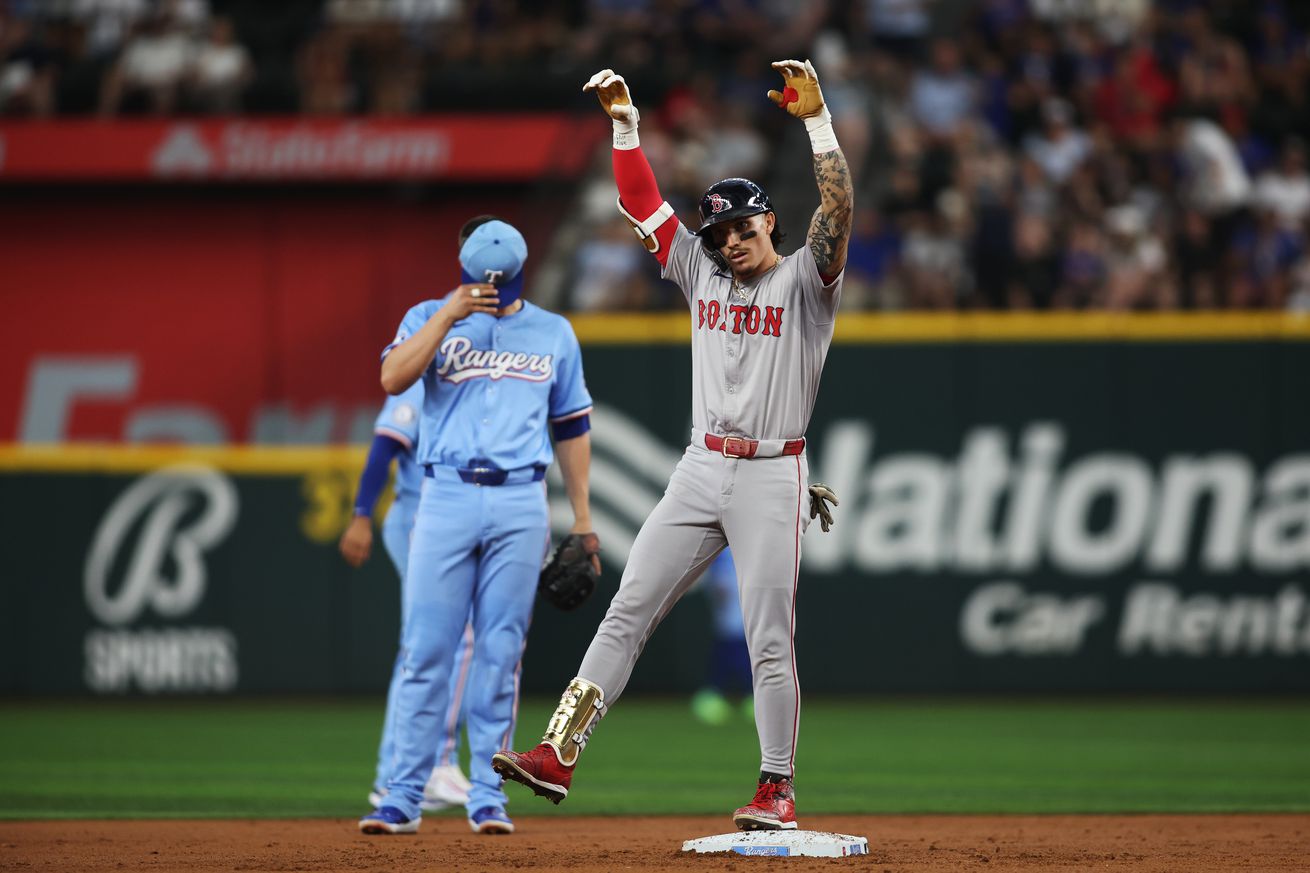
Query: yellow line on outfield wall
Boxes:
[
  {"xmin": 568, "ymin": 311, "xmax": 1310, "ymax": 343},
  {"xmin": 0, "ymin": 444, "xmax": 366, "ymax": 474}
]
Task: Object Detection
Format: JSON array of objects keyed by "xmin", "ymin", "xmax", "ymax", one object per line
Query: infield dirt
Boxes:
[{"xmin": 2, "ymin": 814, "xmax": 1307, "ymax": 872}]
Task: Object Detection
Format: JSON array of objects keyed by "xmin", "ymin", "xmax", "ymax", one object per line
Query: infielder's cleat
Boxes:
[
  {"xmin": 468, "ymin": 805, "xmax": 515, "ymax": 834},
  {"xmin": 491, "ymin": 743, "xmax": 572, "ymax": 804},
  {"xmin": 358, "ymin": 805, "xmax": 420, "ymax": 835},
  {"xmin": 421, "ymin": 764, "xmax": 472, "ymax": 811},
  {"xmin": 732, "ymin": 778, "xmax": 798, "ymax": 831}
]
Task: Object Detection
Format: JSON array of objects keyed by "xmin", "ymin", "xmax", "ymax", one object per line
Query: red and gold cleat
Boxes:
[
  {"xmin": 492, "ymin": 743, "xmax": 574, "ymax": 804},
  {"xmin": 732, "ymin": 778, "xmax": 798, "ymax": 831}
]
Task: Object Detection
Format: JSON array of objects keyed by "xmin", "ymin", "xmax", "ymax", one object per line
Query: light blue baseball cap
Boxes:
[{"xmin": 459, "ymin": 219, "xmax": 528, "ymax": 307}]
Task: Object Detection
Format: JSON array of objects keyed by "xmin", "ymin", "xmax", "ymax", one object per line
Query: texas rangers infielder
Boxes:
[
  {"xmin": 360, "ymin": 218, "xmax": 597, "ymax": 836},
  {"xmin": 338, "ymin": 382, "xmax": 474, "ymax": 814},
  {"xmin": 494, "ymin": 61, "xmax": 850, "ymax": 831}
]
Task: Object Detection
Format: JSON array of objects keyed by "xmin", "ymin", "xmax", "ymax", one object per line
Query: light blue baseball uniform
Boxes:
[
  {"xmin": 369, "ymin": 384, "xmax": 474, "ymax": 795},
  {"xmin": 381, "ymin": 297, "xmax": 592, "ymax": 820}
]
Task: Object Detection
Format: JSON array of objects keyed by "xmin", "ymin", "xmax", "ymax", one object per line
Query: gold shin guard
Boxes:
[{"xmin": 543, "ymin": 677, "xmax": 606, "ymax": 767}]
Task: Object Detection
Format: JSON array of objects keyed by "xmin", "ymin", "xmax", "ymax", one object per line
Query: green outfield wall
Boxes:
[{"xmin": 3, "ymin": 318, "xmax": 1309, "ymax": 694}]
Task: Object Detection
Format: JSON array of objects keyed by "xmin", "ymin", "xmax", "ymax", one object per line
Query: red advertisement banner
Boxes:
[
  {"xmin": 0, "ymin": 194, "xmax": 540, "ymax": 443},
  {"xmin": 0, "ymin": 115, "xmax": 600, "ymax": 182}
]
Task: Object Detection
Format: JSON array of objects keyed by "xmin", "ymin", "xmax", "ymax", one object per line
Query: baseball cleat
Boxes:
[
  {"xmin": 358, "ymin": 805, "xmax": 420, "ymax": 835},
  {"xmin": 491, "ymin": 743, "xmax": 572, "ymax": 804},
  {"xmin": 468, "ymin": 805, "xmax": 515, "ymax": 834},
  {"xmin": 732, "ymin": 778, "xmax": 798, "ymax": 831},
  {"xmin": 422, "ymin": 764, "xmax": 472, "ymax": 811}
]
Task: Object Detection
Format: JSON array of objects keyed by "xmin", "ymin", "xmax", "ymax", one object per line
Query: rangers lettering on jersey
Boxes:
[
  {"xmin": 697, "ymin": 301, "xmax": 785, "ymax": 337},
  {"xmin": 435, "ymin": 336, "xmax": 555, "ymax": 384}
]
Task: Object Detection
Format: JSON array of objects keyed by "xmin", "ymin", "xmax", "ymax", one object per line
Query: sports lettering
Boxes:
[
  {"xmin": 436, "ymin": 335, "xmax": 554, "ymax": 384},
  {"xmin": 697, "ymin": 302, "xmax": 784, "ymax": 337}
]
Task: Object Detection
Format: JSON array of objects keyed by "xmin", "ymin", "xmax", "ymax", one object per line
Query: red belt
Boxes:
[{"xmin": 703, "ymin": 433, "xmax": 805, "ymax": 459}]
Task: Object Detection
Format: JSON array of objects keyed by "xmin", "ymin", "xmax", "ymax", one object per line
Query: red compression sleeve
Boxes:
[{"xmin": 613, "ymin": 146, "xmax": 680, "ymax": 266}]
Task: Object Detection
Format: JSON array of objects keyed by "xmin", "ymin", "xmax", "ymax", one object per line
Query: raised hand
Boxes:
[
  {"xmin": 442, "ymin": 283, "xmax": 501, "ymax": 321},
  {"xmin": 583, "ymin": 69, "xmax": 639, "ymax": 126},
  {"xmin": 767, "ymin": 59, "xmax": 827, "ymax": 120}
]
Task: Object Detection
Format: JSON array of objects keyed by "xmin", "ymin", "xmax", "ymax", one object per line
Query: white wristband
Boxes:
[
  {"xmin": 613, "ymin": 122, "xmax": 639, "ymax": 150},
  {"xmin": 612, "ymin": 107, "xmax": 640, "ymax": 150},
  {"xmin": 804, "ymin": 108, "xmax": 838, "ymax": 154}
]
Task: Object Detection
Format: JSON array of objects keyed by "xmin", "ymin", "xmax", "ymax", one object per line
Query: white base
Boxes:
[{"xmin": 682, "ymin": 830, "xmax": 869, "ymax": 858}]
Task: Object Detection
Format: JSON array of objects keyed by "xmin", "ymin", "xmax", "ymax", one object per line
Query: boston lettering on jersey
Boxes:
[
  {"xmin": 435, "ymin": 335, "xmax": 555, "ymax": 384},
  {"xmin": 696, "ymin": 301, "xmax": 785, "ymax": 337}
]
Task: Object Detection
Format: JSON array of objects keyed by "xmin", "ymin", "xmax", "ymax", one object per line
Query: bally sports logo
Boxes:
[
  {"xmin": 83, "ymin": 465, "xmax": 239, "ymax": 693},
  {"xmin": 435, "ymin": 335, "xmax": 555, "ymax": 384}
]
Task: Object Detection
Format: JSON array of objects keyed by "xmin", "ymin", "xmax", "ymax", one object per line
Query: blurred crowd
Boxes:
[
  {"xmin": 3, "ymin": 0, "xmax": 1310, "ymax": 311},
  {"xmin": 561, "ymin": 0, "xmax": 1310, "ymax": 312}
]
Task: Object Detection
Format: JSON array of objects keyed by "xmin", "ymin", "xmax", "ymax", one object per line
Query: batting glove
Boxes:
[
  {"xmin": 584, "ymin": 68, "xmax": 640, "ymax": 148},
  {"xmin": 768, "ymin": 59, "xmax": 837, "ymax": 152},
  {"xmin": 808, "ymin": 483, "xmax": 839, "ymax": 533}
]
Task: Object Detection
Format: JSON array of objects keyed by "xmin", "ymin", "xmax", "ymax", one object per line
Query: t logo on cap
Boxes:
[{"xmin": 459, "ymin": 220, "xmax": 528, "ymax": 308}]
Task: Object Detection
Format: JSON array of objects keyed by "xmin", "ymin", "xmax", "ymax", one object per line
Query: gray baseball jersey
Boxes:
[
  {"xmin": 664, "ymin": 224, "xmax": 840, "ymax": 440},
  {"xmin": 577, "ymin": 223, "xmax": 842, "ymax": 779}
]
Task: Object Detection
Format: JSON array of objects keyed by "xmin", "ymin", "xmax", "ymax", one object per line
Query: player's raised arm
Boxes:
[
  {"xmin": 768, "ymin": 60, "xmax": 854, "ymax": 283},
  {"xmin": 380, "ymin": 284, "xmax": 498, "ymax": 394},
  {"xmin": 583, "ymin": 69, "xmax": 680, "ymax": 265}
]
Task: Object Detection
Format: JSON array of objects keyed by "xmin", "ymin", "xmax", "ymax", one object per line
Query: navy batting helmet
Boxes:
[{"xmin": 695, "ymin": 178, "xmax": 773, "ymax": 237}]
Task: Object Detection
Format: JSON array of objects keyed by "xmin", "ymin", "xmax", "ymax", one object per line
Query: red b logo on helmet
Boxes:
[{"xmin": 709, "ymin": 194, "xmax": 728, "ymax": 213}]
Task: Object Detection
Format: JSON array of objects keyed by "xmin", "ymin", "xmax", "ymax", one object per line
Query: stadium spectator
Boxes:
[
  {"xmin": 1229, "ymin": 206, "xmax": 1305, "ymax": 307},
  {"xmin": 569, "ymin": 215, "xmax": 652, "ymax": 311},
  {"xmin": 73, "ymin": 0, "xmax": 151, "ymax": 60},
  {"xmin": 1252, "ymin": 138, "xmax": 1310, "ymax": 232},
  {"xmin": 908, "ymin": 38, "xmax": 977, "ymax": 140},
  {"xmin": 901, "ymin": 190, "xmax": 973, "ymax": 309},
  {"xmin": 186, "ymin": 16, "xmax": 250, "ymax": 112},
  {"xmin": 1288, "ymin": 255, "xmax": 1310, "ymax": 311},
  {"xmin": 296, "ymin": 27, "xmax": 354, "ymax": 114},
  {"xmin": 1102, "ymin": 203, "xmax": 1170, "ymax": 309},
  {"xmin": 860, "ymin": 0, "xmax": 932, "ymax": 60},
  {"xmin": 1023, "ymin": 97, "xmax": 1091, "ymax": 184},
  {"xmin": 99, "ymin": 7, "xmax": 193, "ymax": 114},
  {"xmin": 843, "ymin": 206, "xmax": 904, "ymax": 309},
  {"xmin": 0, "ymin": 11, "xmax": 55, "ymax": 115},
  {"xmin": 1092, "ymin": 43, "xmax": 1176, "ymax": 150}
]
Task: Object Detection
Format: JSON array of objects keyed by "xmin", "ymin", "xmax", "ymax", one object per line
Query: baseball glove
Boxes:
[
  {"xmin": 808, "ymin": 483, "xmax": 839, "ymax": 533},
  {"xmin": 539, "ymin": 533, "xmax": 601, "ymax": 611}
]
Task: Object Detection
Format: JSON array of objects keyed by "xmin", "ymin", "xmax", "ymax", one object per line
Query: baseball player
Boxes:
[
  {"xmin": 338, "ymin": 381, "xmax": 474, "ymax": 815},
  {"xmin": 493, "ymin": 61, "xmax": 850, "ymax": 832},
  {"xmin": 359, "ymin": 218, "xmax": 597, "ymax": 836}
]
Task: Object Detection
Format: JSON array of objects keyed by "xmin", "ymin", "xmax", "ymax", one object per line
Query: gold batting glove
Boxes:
[
  {"xmin": 583, "ymin": 68, "xmax": 639, "ymax": 126},
  {"xmin": 767, "ymin": 59, "xmax": 828, "ymax": 121},
  {"xmin": 808, "ymin": 483, "xmax": 839, "ymax": 533}
]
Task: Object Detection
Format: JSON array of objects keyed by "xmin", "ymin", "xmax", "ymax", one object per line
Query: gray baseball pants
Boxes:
[{"xmin": 577, "ymin": 443, "xmax": 811, "ymax": 776}]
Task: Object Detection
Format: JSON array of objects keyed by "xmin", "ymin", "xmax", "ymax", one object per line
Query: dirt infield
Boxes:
[{"xmin": 2, "ymin": 815, "xmax": 1307, "ymax": 872}]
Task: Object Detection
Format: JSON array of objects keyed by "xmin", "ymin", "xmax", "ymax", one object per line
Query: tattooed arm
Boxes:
[
  {"xmin": 767, "ymin": 59, "xmax": 854, "ymax": 282},
  {"xmin": 808, "ymin": 147, "xmax": 854, "ymax": 283}
]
